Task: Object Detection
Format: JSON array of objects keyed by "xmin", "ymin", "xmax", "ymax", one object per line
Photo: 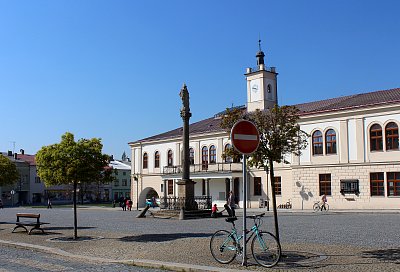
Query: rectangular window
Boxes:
[
  {"xmin": 274, "ymin": 176, "xmax": 282, "ymax": 196},
  {"xmin": 122, "ymin": 179, "xmax": 127, "ymax": 186},
  {"xmin": 370, "ymin": 172, "xmax": 384, "ymax": 196},
  {"xmin": 387, "ymin": 172, "xmax": 400, "ymax": 196},
  {"xmin": 161, "ymin": 184, "xmax": 164, "ymax": 193},
  {"xmin": 35, "ymin": 177, "xmax": 41, "ymax": 183},
  {"xmin": 114, "ymin": 180, "xmax": 119, "ymax": 187},
  {"xmin": 123, "ymin": 172, "xmax": 126, "ymax": 176},
  {"xmin": 168, "ymin": 180, "xmax": 173, "ymax": 195},
  {"xmin": 254, "ymin": 177, "xmax": 262, "ymax": 196},
  {"xmin": 319, "ymin": 174, "xmax": 331, "ymax": 196},
  {"xmin": 340, "ymin": 179, "xmax": 359, "ymax": 195}
]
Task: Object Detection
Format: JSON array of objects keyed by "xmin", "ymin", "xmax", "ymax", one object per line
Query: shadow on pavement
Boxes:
[
  {"xmin": 119, "ymin": 233, "xmax": 211, "ymax": 242},
  {"xmin": 362, "ymin": 248, "xmax": 400, "ymax": 263},
  {"xmin": 45, "ymin": 226, "xmax": 96, "ymax": 231}
]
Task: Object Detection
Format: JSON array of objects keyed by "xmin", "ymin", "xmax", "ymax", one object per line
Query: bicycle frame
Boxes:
[{"xmin": 221, "ymin": 217, "xmax": 264, "ymax": 253}]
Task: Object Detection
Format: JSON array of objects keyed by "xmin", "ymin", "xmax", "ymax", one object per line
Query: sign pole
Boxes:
[{"xmin": 242, "ymin": 154, "xmax": 247, "ymax": 266}]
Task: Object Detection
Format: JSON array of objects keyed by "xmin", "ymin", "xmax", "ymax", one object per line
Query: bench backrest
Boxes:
[
  {"xmin": 16, "ymin": 213, "xmax": 40, "ymax": 223},
  {"xmin": 16, "ymin": 213, "xmax": 40, "ymax": 218}
]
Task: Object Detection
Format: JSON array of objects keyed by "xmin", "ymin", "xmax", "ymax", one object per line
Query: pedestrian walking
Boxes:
[
  {"xmin": 320, "ymin": 194, "xmax": 327, "ymax": 211},
  {"xmin": 121, "ymin": 198, "xmax": 126, "ymax": 211},
  {"xmin": 126, "ymin": 199, "xmax": 132, "ymax": 211},
  {"xmin": 47, "ymin": 198, "xmax": 52, "ymax": 209},
  {"xmin": 227, "ymin": 191, "xmax": 236, "ymax": 217}
]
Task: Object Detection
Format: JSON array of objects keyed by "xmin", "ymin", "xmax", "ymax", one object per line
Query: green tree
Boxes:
[
  {"xmin": 0, "ymin": 154, "xmax": 19, "ymax": 187},
  {"xmin": 36, "ymin": 132, "xmax": 110, "ymax": 239},
  {"xmin": 221, "ymin": 105, "xmax": 309, "ymax": 243}
]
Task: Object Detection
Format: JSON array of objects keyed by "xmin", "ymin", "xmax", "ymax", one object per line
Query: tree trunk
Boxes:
[
  {"xmin": 73, "ymin": 181, "xmax": 78, "ymax": 240},
  {"xmin": 269, "ymin": 159, "xmax": 280, "ymax": 244}
]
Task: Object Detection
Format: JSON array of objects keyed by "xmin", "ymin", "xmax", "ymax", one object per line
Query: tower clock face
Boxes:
[{"xmin": 250, "ymin": 79, "xmax": 261, "ymax": 102}]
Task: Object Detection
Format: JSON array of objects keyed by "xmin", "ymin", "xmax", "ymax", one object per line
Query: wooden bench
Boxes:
[{"xmin": 12, "ymin": 213, "xmax": 49, "ymax": 235}]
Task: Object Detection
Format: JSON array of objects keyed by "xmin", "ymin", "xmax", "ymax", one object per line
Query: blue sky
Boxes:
[{"xmin": 1, "ymin": 1, "xmax": 399, "ymax": 159}]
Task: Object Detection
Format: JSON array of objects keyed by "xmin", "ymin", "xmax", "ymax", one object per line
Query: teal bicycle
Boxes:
[{"xmin": 210, "ymin": 213, "xmax": 281, "ymax": 268}]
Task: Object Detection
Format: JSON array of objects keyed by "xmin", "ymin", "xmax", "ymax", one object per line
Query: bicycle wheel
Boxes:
[
  {"xmin": 210, "ymin": 230, "xmax": 237, "ymax": 264},
  {"xmin": 313, "ymin": 203, "xmax": 320, "ymax": 212},
  {"xmin": 251, "ymin": 231, "xmax": 281, "ymax": 268}
]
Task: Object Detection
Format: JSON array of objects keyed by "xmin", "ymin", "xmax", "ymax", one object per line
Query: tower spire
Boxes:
[{"xmin": 256, "ymin": 39, "xmax": 265, "ymax": 66}]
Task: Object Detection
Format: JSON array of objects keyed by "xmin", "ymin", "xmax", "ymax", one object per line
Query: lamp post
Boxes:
[{"xmin": 134, "ymin": 176, "xmax": 138, "ymax": 210}]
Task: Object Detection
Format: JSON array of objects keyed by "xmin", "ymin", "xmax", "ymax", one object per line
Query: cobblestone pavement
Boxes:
[
  {"xmin": 0, "ymin": 245, "xmax": 166, "ymax": 272},
  {"xmin": 0, "ymin": 206, "xmax": 400, "ymax": 271}
]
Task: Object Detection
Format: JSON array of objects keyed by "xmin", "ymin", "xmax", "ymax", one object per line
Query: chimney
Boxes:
[
  {"xmin": 14, "ymin": 153, "xmax": 18, "ymax": 160},
  {"xmin": 20, "ymin": 149, "xmax": 25, "ymax": 155},
  {"xmin": 7, "ymin": 150, "xmax": 12, "ymax": 156}
]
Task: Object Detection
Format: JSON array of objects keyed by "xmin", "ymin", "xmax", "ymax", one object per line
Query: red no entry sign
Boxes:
[{"xmin": 230, "ymin": 120, "xmax": 260, "ymax": 155}]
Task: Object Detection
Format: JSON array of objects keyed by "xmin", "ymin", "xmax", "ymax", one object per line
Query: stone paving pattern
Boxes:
[{"xmin": 1, "ymin": 206, "xmax": 399, "ymax": 271}]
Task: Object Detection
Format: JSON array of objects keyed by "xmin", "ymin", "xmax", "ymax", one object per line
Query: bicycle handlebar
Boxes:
[{"xmin": 246, "ymin": 213, "xmax": 265, "ymax": 219}]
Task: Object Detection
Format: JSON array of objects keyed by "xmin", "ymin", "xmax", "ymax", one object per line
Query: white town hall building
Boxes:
[{"xmin": 129, "ymin": 49, "xmax": 400, "ymax": 210}]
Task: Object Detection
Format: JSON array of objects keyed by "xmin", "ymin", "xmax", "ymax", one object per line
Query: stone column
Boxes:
[
  {"xmin": 206, "ymin": 178, "xmax": 210, "ymax": 197},
  {"xmin": 163, "ymin": 179, "xmax": 167, "ymax": 208},
  {"xmin": 176, "ymin": 84, "xmax": 195, "ymax": 210}
]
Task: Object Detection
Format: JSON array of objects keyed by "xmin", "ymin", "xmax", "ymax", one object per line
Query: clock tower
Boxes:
[{"xmin": 245, "ymin": 42, "xmax": 278, "ymax": 112}]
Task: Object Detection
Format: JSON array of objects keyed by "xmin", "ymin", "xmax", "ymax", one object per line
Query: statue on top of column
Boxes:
[{"xmin": 179, "ymin": 84, "xmax": 190, "ymax": 114}]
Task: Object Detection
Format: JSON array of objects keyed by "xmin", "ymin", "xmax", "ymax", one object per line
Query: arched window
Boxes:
[
  {"xmin": 224, "ymin": 144, "xmax": 233, "ymax": 163},
  {"xmin": 325, "ymin": 129, "xmax": 337, "ymax": 154},
  {"xmin": 202, "ymin": 146, "xmax": 208, "ymax": 170},
  {"xmin": 154, "ymin": 151, "xmax": 160, "ymax": 168},
  {"xmin": 209, "ymin": 145, "xmax": 216, "ymax": 164},
  {"xmin": 312, "ymin": 130, "xmax": 323, "ymax": 155},
  {"xmin": 386, "ymin": 122, "xmax": 399, "ymax": 150},
  {"xmin": 167, "ymin": 150, "xmax": 173, "ymax": 166},
  {"xmin": 143, "ymin": 153, "xmax": 148, "ymax": 169},
  {"xmin": 189, "ymin": 148, "xmax": 194, "ymax": 165},
  {"xmin": 370, "ymin": 124, "xmax": 383, "ymax": 151}
]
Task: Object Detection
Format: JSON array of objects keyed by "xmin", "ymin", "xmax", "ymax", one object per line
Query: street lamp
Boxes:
[{"xmin": 134, "ymin": 176, "xmax": 138, "ymax": 210}]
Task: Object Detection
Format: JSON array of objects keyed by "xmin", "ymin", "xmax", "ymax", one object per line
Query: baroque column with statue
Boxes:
[{"xmin": 177, "ymin": 84, "xmax": 195, "ymax": 211}]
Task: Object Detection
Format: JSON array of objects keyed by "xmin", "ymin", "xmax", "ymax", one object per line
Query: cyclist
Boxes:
[{"xmin": 320, "ymin": 194, "xmax": 327, "ymax": 211}]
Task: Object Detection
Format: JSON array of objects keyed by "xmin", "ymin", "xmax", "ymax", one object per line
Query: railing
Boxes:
[
  {"xmin": 163, "ymin": 162, "xmax": 242, "ymax": 175},
  {"xmin": 248, "ymin": 65, "xmax": 276, "ymax": 73},
  {"xmin": 159, "ymin": 196, "xmax": 212, "ymax": 210}
]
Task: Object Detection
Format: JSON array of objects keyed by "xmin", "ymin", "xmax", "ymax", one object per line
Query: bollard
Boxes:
[{"xmin": 179, "ymin": 207, "xmax": 185, "ymax": 220}]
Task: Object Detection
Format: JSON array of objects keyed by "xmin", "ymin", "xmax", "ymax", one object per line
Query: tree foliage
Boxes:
[
  {"xmin": 36, "ymin": 132, "xmax": 110, "ymax": 186},
  {"xmin": 0, "ymin": 154, "xmax": 19, "ymax": 187}
]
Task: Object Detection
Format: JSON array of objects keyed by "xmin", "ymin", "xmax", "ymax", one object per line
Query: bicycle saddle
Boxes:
[{"xmin": 225, "ymin": 216, "xmax": 238, "ymax": 223}]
